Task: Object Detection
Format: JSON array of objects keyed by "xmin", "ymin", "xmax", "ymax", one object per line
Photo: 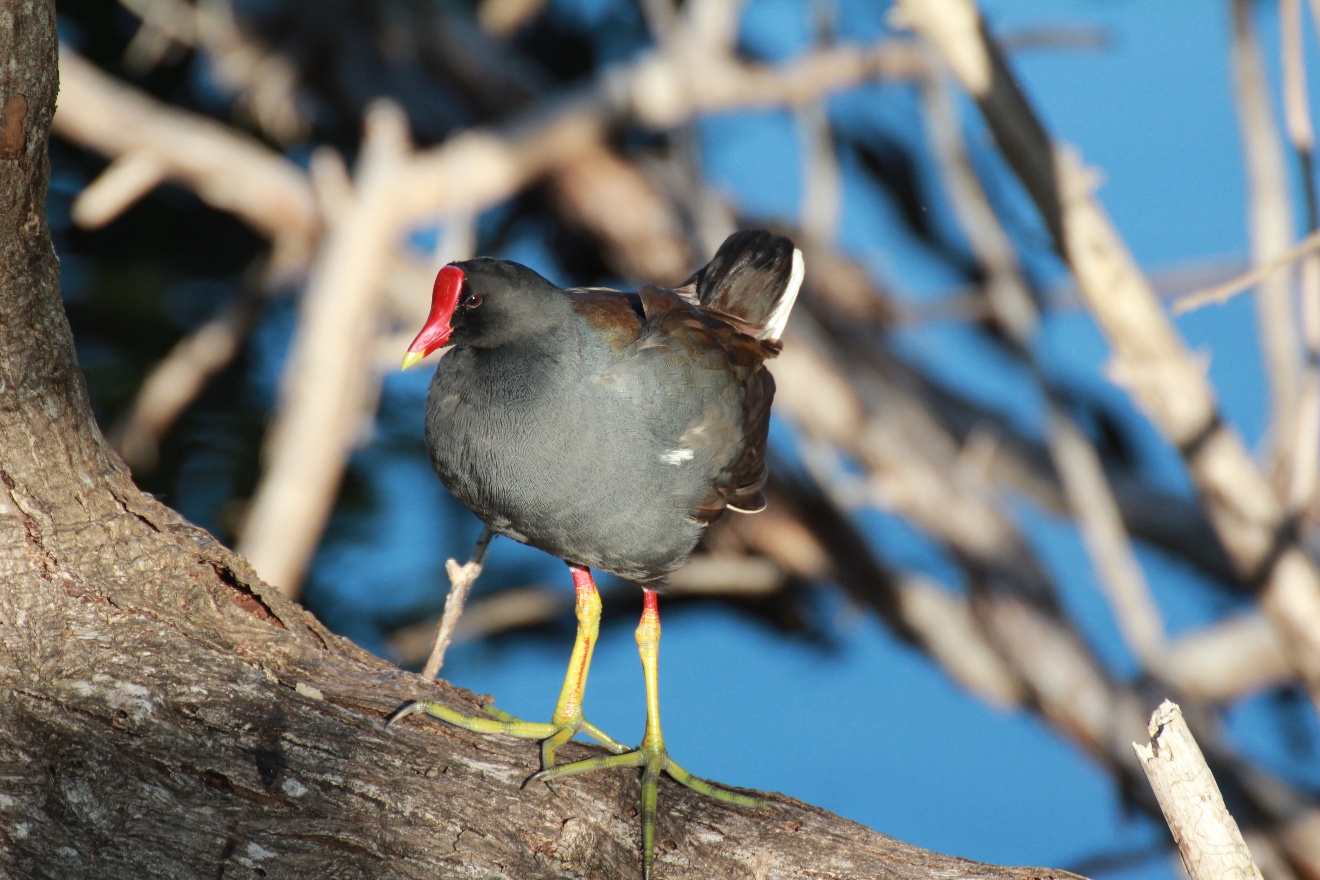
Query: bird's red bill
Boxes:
[{"xmin": 403, "ymin": 264, "xmax": 465, "ymax": 368}]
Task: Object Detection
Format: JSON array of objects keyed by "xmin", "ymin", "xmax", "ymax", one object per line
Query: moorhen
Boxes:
[{"xmin": 391, "ymin": 229, "xmax": 803, "ymax": 877}]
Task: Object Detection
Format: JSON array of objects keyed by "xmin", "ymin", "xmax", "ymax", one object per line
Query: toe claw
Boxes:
[{"xmin": 385, "ymin": 700, "xmax": 423, "ymax": 728}]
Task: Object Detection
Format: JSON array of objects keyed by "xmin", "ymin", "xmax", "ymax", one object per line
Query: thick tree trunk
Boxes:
[{"xmin": 0, "ymin": 4, "xmax": 1081, "ymax": 878}]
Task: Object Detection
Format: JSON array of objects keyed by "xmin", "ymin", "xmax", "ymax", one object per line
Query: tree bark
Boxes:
[{"xmin": 0, "ymin": 4, "xmax": 1082, "ymax": 878}]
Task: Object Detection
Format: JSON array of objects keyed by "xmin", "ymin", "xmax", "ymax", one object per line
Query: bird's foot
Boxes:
[
  {"xmin": 386, "ymin": 699, "xmax": 630, "ymax": 771},
  {"xmin": 524, "ymin": 739, "xmax": 766, "ymax": 879}
]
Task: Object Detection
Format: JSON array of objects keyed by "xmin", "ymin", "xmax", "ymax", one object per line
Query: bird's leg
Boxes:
[
  {"xmin": 527, "ymin": 589, "xmax": 766, "ymax": 879},
  {"xmin": 538, "ymin": 564, "xmax": 630, "ymax": 766},
  {"xmin": 387, "ymin": 564, "xmax": 628, "ymax": 765}
]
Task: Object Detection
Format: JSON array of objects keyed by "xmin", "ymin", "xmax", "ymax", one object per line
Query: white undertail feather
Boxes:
[
  {"xmin": 759, "ymin": 247, "xmax": 804, "ymax": 343},
  {"xmin": 659, "ymin": 447, "xmax": 695, "ymax": 465}
]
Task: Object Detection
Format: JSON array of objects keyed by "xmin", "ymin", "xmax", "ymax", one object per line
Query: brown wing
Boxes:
[{"xmin": 635, "ymin": 286, "xmax": 778, "ymax": 525}]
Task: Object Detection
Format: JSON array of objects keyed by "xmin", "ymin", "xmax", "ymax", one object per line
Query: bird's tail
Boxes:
[{"xmin": 688, "ymin": 229, "xmax": 804, "ymax": 343}]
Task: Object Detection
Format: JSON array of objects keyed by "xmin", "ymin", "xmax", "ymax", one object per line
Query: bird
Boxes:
[{"xmin": 389, "ymin": 229, "xmax": 803, "ymax": 878}]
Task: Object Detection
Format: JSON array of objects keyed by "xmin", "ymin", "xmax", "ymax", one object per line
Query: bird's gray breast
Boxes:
[{"xmin": 424, "ymin": 340, "xmax": 712, "ymax": 582}]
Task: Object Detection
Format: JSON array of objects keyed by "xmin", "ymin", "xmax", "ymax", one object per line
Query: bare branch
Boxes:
[
  {"xmin": 896, "ymin": 0, "xmax": 1320, "ymax": 714},
  {"xmin": 108, "ymin": 292, "xmax": 260, "ymax": 472},
  {"xmin": 237, "ymin": 102, "xmax": 412, "ymax": 595},
  {"xmin": 1163, "ymin": 614, "xmax": 1289, "ymax": 702},
  {"xmin": 1174, "ymin": 227, "xmax": 1320, "ymax": 314},
  {"xmin": 1230, "ymin": 0, "xmax": 1301, "ymax": 467},
  {"xmin": 421, "ymin": 528, "xmax": 494, "ymax": 680},
  {"xmin": 1134, "ymin": 701, "xmax": 1264, "ymax": 880},
  {"xmin": 1281, "ymin": 0, "xmax": 1320, "ymax": 514},
  {"xmin": 54, "ymin": 45, "xmax": 318, "ymax": 267}
]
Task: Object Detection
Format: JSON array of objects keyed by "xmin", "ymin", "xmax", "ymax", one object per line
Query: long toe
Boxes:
[
  {"xmin": 524, "ymin": 739, "xmax": 765, "ymax": 879},
  {"xmin": 388, "ymin": 699, "xmax": 627, "ymax": 771}
]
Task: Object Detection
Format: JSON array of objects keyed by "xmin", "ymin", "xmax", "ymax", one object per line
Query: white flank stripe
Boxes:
[
  {"xmin": 660, "ymin": 448, "xmax": 695, "ymax": 465},
  {"xmin": 761, "ymin": 247, "xmax": 804, "ymax": 342}
]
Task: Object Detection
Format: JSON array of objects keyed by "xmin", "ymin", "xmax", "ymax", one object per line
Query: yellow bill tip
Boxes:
[{"xmin": 401, "ymin": 349, "xmax": 426, "ymax": 371}]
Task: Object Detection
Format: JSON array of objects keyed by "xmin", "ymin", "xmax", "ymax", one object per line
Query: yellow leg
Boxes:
[
  {"xmin": 388, "ymin": 564, "xmax": 628, "ymax": 766},
  {"xmin": 528, "ymin": 589, "xmax": 766, "ymax": 880}
]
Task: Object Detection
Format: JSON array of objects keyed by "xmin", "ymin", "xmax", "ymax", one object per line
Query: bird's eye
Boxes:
[{"xmin": 465, "ymin": 291, "xmax": 483, "ymax": 308}]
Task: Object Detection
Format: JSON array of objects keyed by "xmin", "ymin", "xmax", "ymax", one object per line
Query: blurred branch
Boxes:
[
  {"xmin": 477, "ymin": 0, "xmax": 548, "ymax": 37},
  {"xmin": 1230, "ymin": 0, "xmax": 1301, "ymax": 471},
  {"xmin": 998, "ymin": 25, "xmax": 1112, "ymax": 54},
  {"xmin": 739, "ymin": 476, "xmax": 1027, "ymax": 709},
  {"xmin": 53, "ymin": 45, "xmax": 318, "ymax": 271},
  {"xmin": 762, "ymin": 178, "xmax": 1320, "ymax": 876},
  {"xmin": 1164, "ymin": 613, "xmax": 1289, "ymax": 702},
  {"xmin": 896, "ymin": 0, "xmax": 1320, "ymax": 719},
  {"xmin": 118, "ymin": 0, "xmax": 309, "ymax": 141},
  {"xmin": 108, "ymin": 290, "xmax": 261, "ymax": 472},
  {"xmin": 1174, "ymin": 228, "xmax": 1320, "ymax": 314},
  {"xmin": 237, "ymin": 102, "xmax": 412, "ymax": 595},
  {"xmin": 1281, "ymin": 0, "xmax": 1320, "ymax": 515},
  {"xmin": 920, "ymin": 66, "xmax": 1166, "ymax": 666},
  {"xmin": 797, "ymin": 239, "xmax": 1234, "ymax": 584},
  {"xmin": 390, "ymin": 38, "xmax": 926, "ymax": 226},
  {"xmin": 1283, "ymin": 0, "xmax": 1318, "ymax": 231}
]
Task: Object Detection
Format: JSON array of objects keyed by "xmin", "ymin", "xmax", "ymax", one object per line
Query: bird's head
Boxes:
[{"xmin": 402, "ymin": 258, "xmax": 563, "ymax": 369}]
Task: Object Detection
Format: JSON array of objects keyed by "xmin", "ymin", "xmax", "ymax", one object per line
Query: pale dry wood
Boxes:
[
  {"xmin": 1280, "ymin": 0, "xmax": 1320, "ymax": 514},
  {"xmin": 1174, "ymin": 227, "xmax": 1320, "ymax": 314},
  {"xmin": 109, "ymin": 294, "xmax": 259, "ymax": 471},
  {"xmin": 546, "ymin": 144, "xmax": 692, "ymax": 282},
  {"xmin": 1163, "ymin": 614, "xmax": 1289, "ymax": 702},
  {"xmin": 120, "ymin": 0, "xmax": 196, "ymax": 70},
  {"xmin": 798, "ymin": 101, "xmax": 841, "ymax": 244},
  {"xmin": 897, "ymin": 0, "xmax": 1320, "ymax": 722},
  {"xmin": 1293, "ymin": 245, "xmax": 1320, "ymax": 512},
  {"xmin": 919, "ymin": 67, "xmax": 1166, "ymax": 667},
  {"xmin": 421, "ymin": 527, "xmax": 493, "ymax": 679},
  {"xmin": 120, "ymin": 0, "xmax": 309, "ymax": 142},
  {"xmin": 1230, "ymin": 0, "xmax": 1301, "ymax": 462},
  {"xmin": 71, "ymin": 151, "xmax": 166, "ymax": 228},
  {"xmin": 1282, "ymin": 0, "xmax": 1317, "ymax": 162},
  {"xmin": 52, "ymin": 45, "xmax": 323, "ymax": 471},
  {"xmin": 53, "ymin": 45, "xmax": 318, "ymax": 265},
  {"xmin": 390, "ymin": 38, "xmax": 926, "ymax": 228},
  {"xmin": 236, "ymin": 102, "xmax": 411, "ymax": 595},
  {"xmin": 1134, "ymin": 701, "xmax": 1264, "ymax": 880},
  {"xmin": 477, "ymin": 0, "xmax": 548, "ymax": 36}
]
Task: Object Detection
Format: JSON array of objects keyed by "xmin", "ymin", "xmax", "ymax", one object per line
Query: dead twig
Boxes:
[
  {"xmin": 54, "ymin": 45, "xmax": 318, "ymax": 271},
  {"xmin": 1173, "ymin": 227, "xmax": 1320, "ymax": 314},
  {"xmin": 109, "ymin": 291, "xmax": 261, "ymax": 472},
  {"xmin": 421, "ymin": 527, "xmax": 494, "ymax": 679},
  {"xmin": 1134, "ymin": 701, "xmax": 1264, "ymax": 880}
]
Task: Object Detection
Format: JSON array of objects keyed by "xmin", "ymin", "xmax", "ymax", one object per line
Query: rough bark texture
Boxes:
[{"xmin": 0, "ymin": 4, "xmax": 1084, "ymax": 878}]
